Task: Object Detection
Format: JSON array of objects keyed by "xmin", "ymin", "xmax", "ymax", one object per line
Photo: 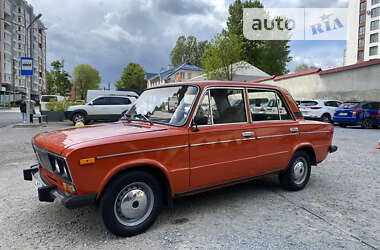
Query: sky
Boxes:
[{"xmin": 28, "ymin": 0, "xmax": 348, "ymax": 88}]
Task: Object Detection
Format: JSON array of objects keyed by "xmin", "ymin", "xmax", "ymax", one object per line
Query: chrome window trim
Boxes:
[
  {"xmin": 189, "ymin": 86, "xmax": 250, "ymax": 128},
  {"xmin": 96, "ymin": 145, "xmax": 188, "ymax": 160}
]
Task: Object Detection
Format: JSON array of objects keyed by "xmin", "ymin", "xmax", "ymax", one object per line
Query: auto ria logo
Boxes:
[{"xmin": 243, "ymin": 8, "xmax": 347, "ymax": 41}]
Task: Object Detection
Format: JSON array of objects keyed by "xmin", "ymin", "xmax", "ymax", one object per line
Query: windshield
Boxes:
[
  {"xmin": 339, "ymin": 102, "xmax": 359, "ymax": 109},
  {"xmin": 126, "ymin": 85, "xmax": 199, "ymax": 126}
]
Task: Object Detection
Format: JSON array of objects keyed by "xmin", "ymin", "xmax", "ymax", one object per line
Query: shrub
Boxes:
[{"xmin": 46, "ymin": 99, "xmax": 85, "ymax": 111}]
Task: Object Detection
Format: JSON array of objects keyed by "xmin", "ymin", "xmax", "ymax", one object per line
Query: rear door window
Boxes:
[
  {"xmin": 339, "ymin": 102, "xmax": 360, "ymax": 109},
  {"xmin": 110, "ymin": 97, "xmax": 131, "ymax": 105},
  {"xmin": 247, "ymin": 89, "xmax": 293, "ymax": 121}
]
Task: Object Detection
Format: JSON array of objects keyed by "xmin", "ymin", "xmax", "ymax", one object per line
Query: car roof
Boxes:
[
  {"xmin": 95, "ymin": 95, "xmax": 132, "ymax": 98},
  {"xmin": 149, "ymin": 81, "xmax": 284, "ymax": 91}
]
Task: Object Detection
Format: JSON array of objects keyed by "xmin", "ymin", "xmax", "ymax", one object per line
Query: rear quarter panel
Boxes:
[{"xmin": 294, "ymin": 120, "xmax": 334, "ymax": 164}]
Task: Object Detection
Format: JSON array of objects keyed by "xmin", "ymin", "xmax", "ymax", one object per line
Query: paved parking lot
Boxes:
[{"xmin": 0, "ymin": 122, "xmax": 379, "ymax": 249}]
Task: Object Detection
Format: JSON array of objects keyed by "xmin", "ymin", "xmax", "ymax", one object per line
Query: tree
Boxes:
[
  {"xmin": 202, "ymin": 32, "xmax": 243, "ymax": 80},
  {"xmin": 73, "ymin": 64, "xmax": 101, "ymax": 100},
  {"xmin": 226, "ymin": 0, "xmax": 292, "ymax": 75},
  {"xmin": 295, "ymin": 63, "xmax": 317, "ymax": 73},
  {"xmin": 170, "ymin": 35, "xmax": 209, "ymax": 68},
  {"xmin": 45, "ymin": 60, "xmax": 72, "ymax": 95},
  {"xmin": 114, "ymin": 63, "xmax": 146, "ymax": 91}
]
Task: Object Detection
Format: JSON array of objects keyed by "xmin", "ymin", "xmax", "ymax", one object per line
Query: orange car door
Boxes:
[
  {"xmin": 189, "ymin": 88, "xmax": 258, "ymax": 189},
  {"xmin": 247, "ymin": 88, "xmax": 298, "ymax": 173}
]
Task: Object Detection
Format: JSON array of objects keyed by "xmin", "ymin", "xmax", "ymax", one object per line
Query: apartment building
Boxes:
[
  {"xmin": 0, "ymin": 0, "xmax": 46, "ymax": 100},
  {"xmin": 345, "ymin": 0, "xmax": 380, "ymax": 65}
]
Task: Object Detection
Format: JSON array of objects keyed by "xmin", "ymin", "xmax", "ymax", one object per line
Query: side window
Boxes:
[
  {"xmin": 209, "ymin": 89, "xmax": 247, "ymax": 124},
  {"xmin": 195, "ymin": 89, "xmax": 247, "ymax": 125},
  {"xmin": 247, "ymin": 89, "xmax": 292, "ymax": 121},
  {"xmin": 92, "ymin": 97, "xmax": 108, "ymax": 105},
  {"xmin": 110, "ymin": 97, "xmax": 131, "ymax": 105},
  {"xmin": 362, "ymin": 103, "xmax": 372, "ymax": 109}
]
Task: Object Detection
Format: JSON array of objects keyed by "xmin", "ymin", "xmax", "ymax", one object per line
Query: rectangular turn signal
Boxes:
[{"xmin": 79, "ymin": 158, "xmax": 96, "ymax": 166}]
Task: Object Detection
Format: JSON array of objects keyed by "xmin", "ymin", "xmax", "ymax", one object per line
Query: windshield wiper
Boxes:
[{"xmin": 135, "ymin": 114, "xmax": 154, "ymax": 125}]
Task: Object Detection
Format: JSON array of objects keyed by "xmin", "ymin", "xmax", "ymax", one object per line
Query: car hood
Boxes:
[{"xmin": 33, "ymin": 122, "xmax": 167, "ymax": 155}]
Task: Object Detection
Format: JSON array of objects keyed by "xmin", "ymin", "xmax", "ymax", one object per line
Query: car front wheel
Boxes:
[
  {"xmin": 99, "ymin": 171, "xmax": 162, "ymax": 237},
  {"xmin": 279, "ymin": 151, "xmax": 311, "ymax": 191},
  {"xmin": 72, "ymin": 113, "xmax": 86, "ymax": 125}
]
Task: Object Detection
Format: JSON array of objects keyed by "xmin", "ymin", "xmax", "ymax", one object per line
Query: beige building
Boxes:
[
  {"xmin": 147, "ymin": 63, "xmax": 204, "ymax": 88},
  {"xmin": 252, "ymin": 60, "xmax": 380, "ymax": 102},
  {"xmin": 345, "ymin": 0, "xmax": 380, "ymax": 65},
  {"xmin": 189, "ymin": 61, "xmax": 269, "ymax": 82},
  {"xmin": 0, "ymin": 0, "xmax": 46, "ymax": 101}
]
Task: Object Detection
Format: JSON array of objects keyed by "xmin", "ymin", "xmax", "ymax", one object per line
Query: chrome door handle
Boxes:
[
  {"xmin": 242, "ymin": 131, "xmax": 255, "ymax": 137},
  {"xmin": 290, "ymin": 127, "xmax": 299, "ymax": 133}
]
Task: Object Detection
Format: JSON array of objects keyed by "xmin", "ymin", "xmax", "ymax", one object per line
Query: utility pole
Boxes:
[{"xmin": 25, "ymin": 13, "xmax": 42, "ymax": 124}]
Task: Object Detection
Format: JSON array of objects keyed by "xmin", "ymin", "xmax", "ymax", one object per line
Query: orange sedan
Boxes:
[{"xmin": 23, "ymin": 82, "xmax": 337, "ymax": 236}]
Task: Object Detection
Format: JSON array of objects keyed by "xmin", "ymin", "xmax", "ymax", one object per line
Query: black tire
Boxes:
[
  {"xmin": 72, "ymin": 113, "xmax": 86, "ymax": 125},
  {"xmin": 279, "ymin": 151, "xmax": 311, "ymax": 191},
  {"xmin": 321, "ymin": 113, "xmax": 331, "ymax": 123},
  {"xmin": 99, "ymin": 171, "xmax": 162, "ymax": 237},
  {"xmin": 361, "ymin": 119, "xmax": 373, "ymax": 129},
  {"xmin": 339, "ymin": 123, "xmax": 347, "ymax": 128}
]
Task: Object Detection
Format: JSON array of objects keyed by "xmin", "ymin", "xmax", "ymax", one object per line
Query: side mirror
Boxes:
[{"xmin": 191, "ymin": 116, "xmax": 209, "ymax": 132}]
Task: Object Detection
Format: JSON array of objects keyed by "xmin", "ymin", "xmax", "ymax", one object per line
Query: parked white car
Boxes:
[
  {"xmin": 65, "ymin": 96, "xmax": 136, "ymax": 125},
  {"xmin": 298, "ymin": 100, "xmax": 342, "ymax": 123},
  {"xmin": 40, "ymin": 95, "xmax": 65, "ymax": 112}
]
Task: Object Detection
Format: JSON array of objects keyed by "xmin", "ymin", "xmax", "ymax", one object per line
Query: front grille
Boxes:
[{"xmin": 33, "ymin": 144, "xmax": 73, "ymax": 183}]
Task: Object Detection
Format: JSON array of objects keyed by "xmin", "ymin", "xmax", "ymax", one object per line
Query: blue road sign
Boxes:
[{"xmin": 20, "ymin": 57, "xmax": 34, "ymax": 76}]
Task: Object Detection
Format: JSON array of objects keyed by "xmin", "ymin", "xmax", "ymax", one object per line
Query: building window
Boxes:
[
  {"xmin": 358, "ymin": 50, "xmax": 364, "ymax": 60},
  {"xmin": 371, "ymin": 20, "xmax": 380, "ymax": 30},
  {"xmin": 18, "ymin": 7, "xmax": 21, "ymax": 13},
  {"xmin": 359, "ymin": 26, "xmax": 365, "ymax": 35},
  {"xmin": 358, "ymin": 38, "xmax": 365, "ymax": 48},
  {"xmin": 369, "ymin": 46, "xmax": 378, "ymax": 56},
  {"xmin": 373, "ymin": 0, "xmax": 380, "ymax": 5},
  {"xmin": 18, "ymin": 16, "xmax": 22, "ymax": 23},
  {"xmin": 187, "ymin": 72, "xmax": 192, "ymax": 79},
  {"xmin": 370, "ymin": 33, "xmax": 379, "ymax": 43},
  {"xmin": 372, "ymin": 7, "xmax": 380, "ymax": 18},
  {"xmin": 359, "ymin": 14, "xmax": 365, "ymax": 23},
  {"xmin": 180, "ymin": 72, "xmax": 185, "ymax": 80},
  {"xmin": 361, "ymin": 2, "xmax": 367, "ymax": 11}
]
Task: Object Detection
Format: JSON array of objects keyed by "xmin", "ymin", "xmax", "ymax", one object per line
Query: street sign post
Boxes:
[
  {"xmin": 20, "ymin": 57, "xmax": 34, "ymax": 123},
  {"xmin": 20, "ymin": 57, "xmax": 34, "ymax": 76}
]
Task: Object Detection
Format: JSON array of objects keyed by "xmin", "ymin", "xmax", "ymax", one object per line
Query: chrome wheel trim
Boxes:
[
  {"xmin": 114, "ymin": 182, "xmax": 154, "ymax": 227},
  {"xmin": 292, "ymin": 158, "xmax": 308, "ymax": 185},
  {"xmin": 73, "ymin": 114, "xmax": 85, "ymax": 123}
]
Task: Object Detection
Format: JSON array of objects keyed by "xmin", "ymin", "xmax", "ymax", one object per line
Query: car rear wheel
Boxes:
[
  {"xmin": 361, "ymin": 119, "xmax": 373, "ymax": 129},
  {"xmin": 99, "ymin": 171, "xmax": 162, "ymax": 237},
  {"xmin": 279, "ymin": 151, "xmax": 311, "ymax": 191},
  {"xmin": 339, "ymin": 123, "xmax": 347, "ymax": 128},
  {"xmin": 321, "ymin": 114, "xmax": 331, "ymax": 123},
  {"xmin": 72, "ymin": 113, "xmax": 86, "ymax": 125}
]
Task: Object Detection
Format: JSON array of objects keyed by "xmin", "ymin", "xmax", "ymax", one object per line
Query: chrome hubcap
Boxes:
[
  {"xmin": 114, "ymin": 182, "xmax": 154, "ymax": 226},
  {"xmin": 293, "ymin": 159, "xmax": 307, "ymax": 185}
]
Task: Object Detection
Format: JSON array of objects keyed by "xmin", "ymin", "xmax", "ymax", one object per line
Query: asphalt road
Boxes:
[
  {"xmin": 0, "ymin": 123, "xmax": 379, "ymax": 249},
  {"xmin": 0, "ymin": 111, "xmax": 22, "ymax": 128}
]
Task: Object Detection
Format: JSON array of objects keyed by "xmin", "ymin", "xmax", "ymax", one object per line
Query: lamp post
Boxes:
[{"xmin": 25, "ymin": 13, "xmax": 42, "ymax": 124}]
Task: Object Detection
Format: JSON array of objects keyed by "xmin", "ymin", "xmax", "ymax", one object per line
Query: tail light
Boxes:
[
  {"xmin": 310, "ymin": 107, "xmax": 322, "ymax": 110},
  {"xmin": 353, "ymin": 110, "xmax": 361, "ymax": 116}
]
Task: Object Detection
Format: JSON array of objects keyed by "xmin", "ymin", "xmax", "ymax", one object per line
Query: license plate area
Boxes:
[{"xmin": 339, "ymin": 113, "xmax": 348, "ymax": 116}]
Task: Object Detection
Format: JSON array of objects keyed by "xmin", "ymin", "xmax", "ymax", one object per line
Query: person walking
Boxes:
[
  {"xmin": 20, "ymin": 96, "xmax": 27, "ymax": 123},
  {"xmin": 30, "ymin": 100, "xmax": 36, "ymax": 123}
]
